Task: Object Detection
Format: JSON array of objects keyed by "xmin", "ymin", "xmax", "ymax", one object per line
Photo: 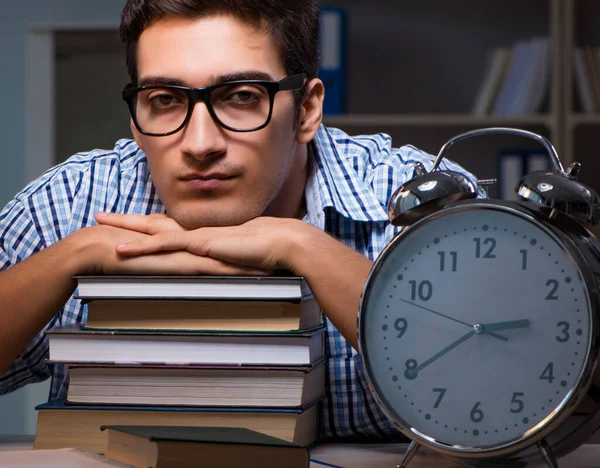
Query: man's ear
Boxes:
[
  {"xmin": 296, "ymin": 78, "xmax": 325, "ymax": 144},
  {"xmin": 130, "ymin": 120, "xmax": 145, "ymax": 151}
]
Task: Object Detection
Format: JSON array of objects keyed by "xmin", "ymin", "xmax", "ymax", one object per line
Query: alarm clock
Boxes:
[{"xmin": 358, "ymin": 128, "xmax": 600, "ymax": 467}]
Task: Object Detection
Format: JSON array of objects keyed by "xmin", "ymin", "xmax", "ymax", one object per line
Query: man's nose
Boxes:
[{"xmin": 180, "ymin": 101, "xmax": 227, "ymax": 159}]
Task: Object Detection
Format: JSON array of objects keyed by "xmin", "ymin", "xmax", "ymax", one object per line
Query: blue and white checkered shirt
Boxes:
[{"xmin": 0, "ymin": 124, "xmax": 479, "ymax": 441}]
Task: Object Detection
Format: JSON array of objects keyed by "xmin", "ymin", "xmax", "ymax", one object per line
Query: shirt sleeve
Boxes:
[{"xmin": 0, "ymin": 198, "xmax": 54, "ymax": 395}]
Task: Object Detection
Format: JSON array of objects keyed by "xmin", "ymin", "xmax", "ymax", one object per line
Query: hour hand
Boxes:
[{"xmin": 483, "ymin": 319, "xmax": 530, "ymax": 332}]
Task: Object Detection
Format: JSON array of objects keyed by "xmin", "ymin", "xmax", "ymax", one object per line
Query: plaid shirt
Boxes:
[{"xmin": 0, "ymin": 124, "xmax": 479, "ymax": 440}]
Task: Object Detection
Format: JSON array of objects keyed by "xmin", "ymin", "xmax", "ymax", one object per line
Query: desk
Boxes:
[{"xmin": 1, "ymin": 437, "xmax": 599, "ymax": 467}]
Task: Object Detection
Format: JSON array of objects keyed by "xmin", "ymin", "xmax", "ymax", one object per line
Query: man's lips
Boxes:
[
  {"xmin": 181, "ymin": 172, "xmax": 234, "ymax": 181},
  {"xmin": 180, "ymin": 173, "xmax": 236, "ymax": 191}
]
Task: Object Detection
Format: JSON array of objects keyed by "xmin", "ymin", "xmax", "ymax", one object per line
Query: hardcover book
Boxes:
[
  {"xmin": 46, "ymin": 324, "xmax": 325, "ymax": 366},
  {"xmin": 65, "ymin": 360, "xmax": 326, "ymax": 408},
  {"xmin": 74, "ymin": 275, "xmax": 312, "ymax": 301},
  {"xmin": 83, "ymin": 298, "xmax": 322, "ymax": 332},
  {"xmin": 34, "ymin": 400, "xmax": 319, "ymax": 454},
  {"xmin": 101, "ymin": 425, "xmax": 309, "ymax": 468}
]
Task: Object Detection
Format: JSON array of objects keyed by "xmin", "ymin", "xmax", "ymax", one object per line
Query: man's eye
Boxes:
[
  {"xmin": 148, "ymin": 93, "xmax": 183, "ymax": 108},
  {"xmin": 228, "ymin": 91, "xmax": 260, "ymax": 103}
]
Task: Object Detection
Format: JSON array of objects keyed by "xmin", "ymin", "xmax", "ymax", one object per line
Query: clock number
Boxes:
[
  {"xmin": 540, "ymin": 363, "xmax": 555, "ymax": 384},
  {"xmin": 404, "ymin": 359, "xmax": 418, "ymax": 380},
  {"xmin": 395, "ymin": 318, "xmax": 408, "ymax": 339},
  {"xmin": 432, "ymin": 388, "xmax": 447, "ymax": 409},
  {"xmin": 438, "ymin": 251, "xmax": 458, "ymax": 272},
  {"xmin": 556, "ymin": 321, "xmax": 570, "ymax": 343},
  {"xmin": 545, "ymin": 280, "xmax": 559, "ymax": 300},
  {"xmin": 470, "ymin": 402, "xmax": 484, "ymax": 423},
  {"xmin": 510, "ymin": 392, "xmax": 525, "ymax": 414},
  {"xmin": 409, "ymin": 280, "xmax": 433, "ymax": 302},
  {"xmin": 520, "ymin": 249, "xmax": 528, "ymax": 270},
  {"xmin": 474, "ymin": 238, "xmax": 497, "ymax": 259}
]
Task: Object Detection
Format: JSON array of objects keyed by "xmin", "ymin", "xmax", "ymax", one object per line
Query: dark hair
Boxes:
[{"xmin": 120, "ymin": 0, "xmax": 319, "ymax": 113}]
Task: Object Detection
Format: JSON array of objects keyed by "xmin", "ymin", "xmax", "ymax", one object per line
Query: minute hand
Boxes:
[{"xmin": 397, "ymin": 298, "xmax": 508, "ymax": 341}]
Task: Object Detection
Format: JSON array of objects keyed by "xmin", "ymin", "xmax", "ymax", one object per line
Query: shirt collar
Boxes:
[{"xmin": 305, "ymin": 125, "xmax": 389, "ymax": 224}]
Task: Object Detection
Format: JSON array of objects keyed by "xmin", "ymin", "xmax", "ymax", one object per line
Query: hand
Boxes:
[
  {"xmin": 398, "ymin": 298, "xmax": 508, "ymax": 342},
  {"xmin": 482, "ymin": 319, "xmax": 530, "ymax": 332},
  {"xmin": 69, "ymin": 224, "xmax": 269, "ymax": 276},
  {"xmin": 407, "ymin": 319, "xmax": 531, "ymax": 378},
  {"xmin": 95, "ymin": 212, "xmax": 315, "ymax": 273}
]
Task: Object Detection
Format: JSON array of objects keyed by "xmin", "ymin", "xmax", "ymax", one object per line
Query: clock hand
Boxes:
[
  {"xmin": 397, "ymin": 298, "xmax": 508, "ymax": 341},
  {"xmin": 408, "ymin": 319, "xmax": 522, "ymax": 378},
  {"xmin": 409, "ymin": 330, "xmax": 476, "ymax": 378},
  {"xmin": 482, "ymin": 319, "xmax": 530, "ymax": 332}
]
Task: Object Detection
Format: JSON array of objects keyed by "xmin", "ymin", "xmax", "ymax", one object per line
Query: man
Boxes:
[{"xmin": 0, "ymin": 0, "xmax": 479, "ymax": 441}]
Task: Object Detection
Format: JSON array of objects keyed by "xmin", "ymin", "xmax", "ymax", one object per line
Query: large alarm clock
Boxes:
[{"xmin": 358, "ymin": 128, "xmax": 600, "ymax": 467}]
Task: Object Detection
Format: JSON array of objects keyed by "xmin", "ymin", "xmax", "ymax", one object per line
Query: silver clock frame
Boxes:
[{"xmin": 358, "ymin": 198, "xmax": 600, "ymax": 467}]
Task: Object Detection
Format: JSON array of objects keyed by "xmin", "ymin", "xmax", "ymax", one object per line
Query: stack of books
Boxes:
[{"xmin": 34, "ymin": 274, "xmax": 325, "ymax": 454}]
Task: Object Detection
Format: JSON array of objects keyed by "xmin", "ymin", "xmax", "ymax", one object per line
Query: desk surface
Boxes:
[
  {"xmin": 309, "ymin": 443, "xmax": 600, "ymax": 467},
  {"xmin": 1, "ymin": 437, "xmax": 599, "ymax": 467}
]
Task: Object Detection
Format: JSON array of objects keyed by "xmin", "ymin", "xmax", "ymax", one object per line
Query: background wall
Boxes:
[
  {"xmin": 0, "ymin": 1, "xmax": 126, "ymax": 207},
  {"xmin": 0, "ymin": 1, "xmax": 126, "ymax": 435}
]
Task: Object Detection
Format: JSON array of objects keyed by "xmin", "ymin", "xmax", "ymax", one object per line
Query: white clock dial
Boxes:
[{"xmin": 362, "ymin": 205, "xmax": 591, "ymax": 449}]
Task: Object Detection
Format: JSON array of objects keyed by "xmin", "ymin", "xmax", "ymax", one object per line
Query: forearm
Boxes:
[
  {"xmin": 288, "ymin": 226, "xmax": 373, "ymax": 351},
  {"xmin": 0, "ymin": 235, "xmax": 85, "ymax": 372}
]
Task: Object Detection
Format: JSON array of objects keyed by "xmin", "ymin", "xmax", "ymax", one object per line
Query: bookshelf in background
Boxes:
[
  {"xmin": 319, "ymin": 0, "xmax": 562, "ymax": 198},
  {"xmin": 563, "ymin": 0, "xmax": 600, "ymax": 195}
]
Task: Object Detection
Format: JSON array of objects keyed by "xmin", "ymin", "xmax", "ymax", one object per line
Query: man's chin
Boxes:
[{"xmin": 169, "ymin": 210, "xmax": 257, "ymax": 230}]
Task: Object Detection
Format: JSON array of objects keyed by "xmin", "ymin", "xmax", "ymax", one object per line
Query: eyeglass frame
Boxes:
[{"xmin": 122, "ymin": 72, "xmax": 308, "ymax": 136}]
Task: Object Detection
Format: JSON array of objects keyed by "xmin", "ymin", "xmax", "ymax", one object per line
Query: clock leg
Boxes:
[
  {"xmin": 537, "ymin": 439, "xmax": 559, "ymax": 468},
  {"xmin": 397, "ymin": 440, "xmax": 421, "ymax": 468}
]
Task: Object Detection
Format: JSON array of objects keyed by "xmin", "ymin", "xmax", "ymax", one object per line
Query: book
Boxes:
[
  {"xmin": 83, "ymin": 298, "xmax": 322, "ymax": 332},
  {"xmin": 318, "ymin": 7, "xmax": 346, "ymax": 115},
  {"xmin": 584, "ymin": 45, "xmax": 600, "ymax": 109},
  {"xmin": 101, "ymin": 426, "xmax": 310, "ymax": 468},
  {"xmin": 0, "ymin": 448, "xmax": 132, "ymax": 467},
  {"xmin": 573, "ymin": 46, "xmax": 596, "ymax": 113},
  {"xmin": 65, "ymin": 360, "xmax": 326, "ymax": 408},
  {"xmin": 46, "ymin": 324, "xmax": 325, "ymax": 366},
  {"xmin": 34, "ymin": 400, "xmax": 319, "ymax": 454},
  {"xmin": 512, "ymin": 36, "xmax": 550, "ymax": 114},
  {"xmin": 498, "ymin": 149, "xmax": 551, "ymax": 201},
  {"xmin": 472, "ymin": 46, "xmax": 512, "ymax": 115},
  {"xmin": 492, "ymin": 39, "xmax": 533, "ymax": 116},
  {"xmin": 498, "ymin": 151, "xmax": 525, "ymax": 201},
  {"xmin": 74, "ymin": 275, "xmax": 313, "ymax": 301}
]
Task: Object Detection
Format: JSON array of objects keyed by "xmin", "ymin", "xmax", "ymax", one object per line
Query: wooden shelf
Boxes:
[
  {"xmin": 568, "ymin": 114, "xmax": 600, "ymax": 127},
  {"xmin": 322, "ymin": 114, "xmax": 554, "ymax": 128}
]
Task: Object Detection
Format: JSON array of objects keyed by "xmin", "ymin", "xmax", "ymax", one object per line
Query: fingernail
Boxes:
[
  {"xmin": 96, "ymin": 212, "xmax": 108, "ymax": 217},
  {"xmin": 116, "ymin": 243, "xmax": 130, "ymax": 249}
]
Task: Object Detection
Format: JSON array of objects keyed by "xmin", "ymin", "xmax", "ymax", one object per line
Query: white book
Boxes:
[
  {"xmin": 519, "ymin": 37, "xmax": 551, "ymax": 114},
  {"xmin": 46, "ymin": 325, "xmax": 324, "ymax": 366},
  {"xmin": 499, "ymin": 153, "xmax": 524, "ymax": 201},
  {"xmin": 493, "ymin": 40, "xmax": 533, "ymax": 116},
  {"xmin": 527, "ymin": 153, "xmax": 551, "ymax": 172},
  {"xmin": 573, "ymin": 47, "xmax": 596, "ymax": 113},
  {"xmin": 65, "ymin": 360, "xmax": 326, "ymax": 407},
  {"xmin": 472, "ymin": 47, "xmax": 512, "ymax": 115},
  {"xmin": 509, "ymin": 37, "xmax": 543, "ymax": 115},
  {"xmin": 74, "ymin": 275, "xmax": 312, "ymax": 301}
]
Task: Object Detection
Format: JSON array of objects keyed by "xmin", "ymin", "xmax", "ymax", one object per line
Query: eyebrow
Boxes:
[{"xmin": 137, "ymin": 71, "xmax": 276, "ymax": 88}]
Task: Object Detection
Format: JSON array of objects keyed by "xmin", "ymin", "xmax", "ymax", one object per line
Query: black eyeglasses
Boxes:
[{"xmin": 122, "ymin": 73, "xmax": 307, "ymax": 136}]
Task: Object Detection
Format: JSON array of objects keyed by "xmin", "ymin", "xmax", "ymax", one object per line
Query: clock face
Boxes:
[{"xmin": 361, "ymin": 204, "xmax": 592, "ymax": 450}]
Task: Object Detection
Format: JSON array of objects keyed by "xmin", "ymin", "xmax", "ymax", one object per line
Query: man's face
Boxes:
[{"xmin": 133, "ymin": 15, "xmax": 306, "ymax": 229}]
